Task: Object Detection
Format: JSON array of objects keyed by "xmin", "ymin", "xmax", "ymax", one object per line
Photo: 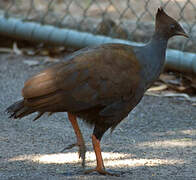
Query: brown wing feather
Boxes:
[{"xmin": 23, "ymin": 65, "xmax": 60, "ymax": 98}]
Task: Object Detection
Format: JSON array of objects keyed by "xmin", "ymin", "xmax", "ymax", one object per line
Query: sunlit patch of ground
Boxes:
[
  {"xmin": 8, "ymin": 151, "xmax": 184, "ymax": 168},
  {"xmin": 179, "ymin": 129, "xmax": 196, "ymax": 136},
  {"xmin": 151, "ymin": 129, "xmax": 196, "ymax": 137},
  {"xmin": 139, "ymin": 138, "xmax": 195, "ymax": 148}
]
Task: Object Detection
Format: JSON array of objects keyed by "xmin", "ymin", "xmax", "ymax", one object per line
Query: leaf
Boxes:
[
  {"xmin": 13, "ymin": 42, "xmax": 22, "ymax": 55},
  {"xmin": 148, "ymin": 84, "xmax": 168, "ymax": 92},
  {"xmin": 145, "ymin": 91, "xmax": 196, "ymax": 103}
]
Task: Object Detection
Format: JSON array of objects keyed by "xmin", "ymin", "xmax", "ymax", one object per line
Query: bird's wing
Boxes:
[{"xmin": 22, "ymin": 44, "xmax": 141, "ymax": 112}]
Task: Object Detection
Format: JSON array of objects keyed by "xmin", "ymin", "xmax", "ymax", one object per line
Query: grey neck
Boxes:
[{"xmin": 138, "ymin": 32, "xmax": 168, "ymax": 89}]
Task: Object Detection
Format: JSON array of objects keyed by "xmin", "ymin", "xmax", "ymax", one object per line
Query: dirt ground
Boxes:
[{"xmin": 0, "ymin": 54, "xmax": 196, "ymax": 180}]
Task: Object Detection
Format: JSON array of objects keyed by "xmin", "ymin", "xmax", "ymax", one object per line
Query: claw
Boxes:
[
  {"xmin": 79, "ymin": 144, "xmax": 86, "ymax": 168},
  {"xmin": 60, "ymin": 143, "xmax": 77, "ymax": 152},
  {"xmin": 60, "ymin": 141, "xmax": 86, "ymax": 168}
]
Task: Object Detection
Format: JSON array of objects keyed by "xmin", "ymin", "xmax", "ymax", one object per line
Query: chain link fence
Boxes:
[{"xmin": 0, "ymin": 0, "xmax": 195, "ymax": 53}]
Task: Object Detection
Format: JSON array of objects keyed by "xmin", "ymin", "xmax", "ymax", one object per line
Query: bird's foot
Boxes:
[
  {"xmin": 61, "ymin": 142, "xmax": 86, "ymax": 167},
  {"xmin": 84, "ymin": 167, "xmax": 120, "ymax": 176}
]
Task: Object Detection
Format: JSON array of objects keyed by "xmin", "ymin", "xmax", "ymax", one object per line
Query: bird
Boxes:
[{"xmin": 6, "ymin": 8, "xmax": 188, "ymax": 176}]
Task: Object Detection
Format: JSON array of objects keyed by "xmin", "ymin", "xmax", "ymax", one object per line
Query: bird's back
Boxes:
[{"xmin": 8, "ymin": 43, "xmax": 143, "ymax": 125}]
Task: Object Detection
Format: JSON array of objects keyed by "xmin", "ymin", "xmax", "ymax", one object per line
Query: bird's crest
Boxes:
[
  {"xmin": 156, "ymin": 7, "xmax": 168, "ymax": 20},
  {"xmin": 155, "ymin": 7, "xmax": 188, "ymax": 38}
]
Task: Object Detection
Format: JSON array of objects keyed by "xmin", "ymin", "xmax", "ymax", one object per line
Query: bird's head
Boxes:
[{"xmin": 155, "ymin": 7, "xmax": 188, "ymax": 39}]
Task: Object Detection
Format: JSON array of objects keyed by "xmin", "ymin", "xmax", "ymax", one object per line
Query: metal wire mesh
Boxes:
[{"xmin": 0, "ymin": 0, "xmax": 195, "ymax": 52}]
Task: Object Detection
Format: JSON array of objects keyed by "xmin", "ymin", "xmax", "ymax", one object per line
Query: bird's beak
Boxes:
[{"xmin": 175, "ymin": 30, "xmax": 189, "ymax": 38}]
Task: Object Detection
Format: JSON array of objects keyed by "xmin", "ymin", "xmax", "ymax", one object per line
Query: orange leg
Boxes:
[
  {"xmin": 85, "ymin": 135, "xmax": 119, "ymax": 176},
  {"xmin": 61, "ymin": 112, "xmax": 86, "ymax": 167}
]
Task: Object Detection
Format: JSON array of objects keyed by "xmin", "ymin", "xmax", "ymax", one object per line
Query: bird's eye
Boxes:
[{"xmin": 170, "ymin": 24, "xmax": 175, "ymax": 30}]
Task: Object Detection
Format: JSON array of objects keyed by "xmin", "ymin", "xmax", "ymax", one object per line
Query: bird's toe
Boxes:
[
  {"xmin": 78, "ymin": 142, "xmax": 86, "ymax": 167},
  {"xmin": 60, "ymin": 141, "xmax": 86, "ymax": 167}
]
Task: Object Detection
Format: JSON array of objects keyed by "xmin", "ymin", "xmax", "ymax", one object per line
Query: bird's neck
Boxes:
[
  {"xmin": 140, "ymin": 32, "xmax": 168, "ymax": 89},
  {"xmin": 150, "ymin": 32, "xmax": 169, "ymax": 45}
]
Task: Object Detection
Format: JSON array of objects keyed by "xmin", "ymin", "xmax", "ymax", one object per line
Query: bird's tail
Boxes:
[{"xmin": 6, "ymin": 100, "xmax": 37, "ymax": 119}]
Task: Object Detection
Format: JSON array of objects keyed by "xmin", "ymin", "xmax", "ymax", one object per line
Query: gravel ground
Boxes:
[{"xmin": 0, "ymin": 54, "xmax": 196, "ymax": 180}]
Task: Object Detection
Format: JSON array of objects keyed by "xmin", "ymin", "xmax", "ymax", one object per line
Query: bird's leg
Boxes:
[
  {"xmin": 85, "ymin": 134, "xmax": 118, "ymax": 176},
  {"xmin": 61, "ymin": 112, "xmax": 86, "ymax": 167}
]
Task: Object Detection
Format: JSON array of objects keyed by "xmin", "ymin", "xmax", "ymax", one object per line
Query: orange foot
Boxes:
[{"xmin": 84, "ymin": 167, "xmax": 120, "ymax": 176}]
